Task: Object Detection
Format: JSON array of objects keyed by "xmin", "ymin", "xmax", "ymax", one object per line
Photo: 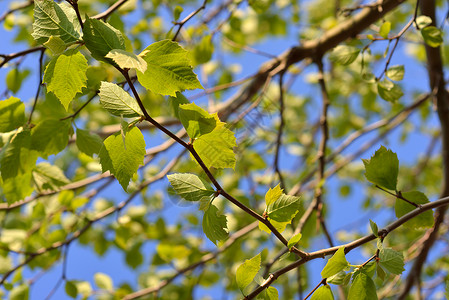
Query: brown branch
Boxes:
[
  {"xmin": 0, "ymin": 0, "xmax": 33, "ymax": 23},
  {"xmin": 172, "ymin": 0, "xmax": 207, "ymax": 41},
  {"xmin": 273, "ymin": 72, "xmax": 286, "ymax": 189},
  {"xmin": 27, "ymin": 48, "xmax": 45, "ymax": 125},
  {"xmin": 92, "ymin": 0, "xmax": 129, "ymax": 20}
]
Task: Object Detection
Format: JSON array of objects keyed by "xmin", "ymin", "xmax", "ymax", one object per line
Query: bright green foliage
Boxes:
[
  {"xmin": 259, "ymin": 218, "xmax": 290, "ymax": 234},
  {"xmin": 94, "ymin": 272, "xmax": 113, "ymax": 290},
  {"xmin": 43, "ymin": 36, "xmax": 67, "ymax": 55},
  {"xmin": 178, "ymin": 103, "xmax": 217, "ymax": 139},
  {"xmin": 99, "ymin": 126, "xmax": 146, "ymax": 190},
  {"xmin": 347, "ymin": 272, "xmax": 378, "ymax": 300},
  {"xmin": 2, "ymin": 173, "xmax": 33, "ymax": 204},
  {"xmin": 156, "ymin": 243, "xmax": 191, "ymax": 262},
  {"xmin": 9, "ymin": 284, "xmax": 29, "ymax": 300},
  {"xmin": 327, "ymin": 271, "xmax": 348, "ymax": 285},
  {"xmin": 386, "ymin": 65, "xmax": 405, "ymax": 81},
  {"xmin": 75, "ymin": 128, "xmax": 103, "ymax": 157},
  {"xmin": 395, "ymin": 191, "xmax": 433, "ymax": 228},
  {"xmin": 136, "ymin": 40, "xmax": 203, "ymax": 96},
  {"xmin": 321, "ymin": 247, "xmax": 349, "ymax": 278},
  {"xmin": 362, "ymin": 145, "xmax": 399, "ymax": 190},
  {"xmin": 191, "ymin": 35, "xmax": 214, "ymax": 65},
  {"xmin": 0, "ymin": 97, "xmax": 25, "ymax": 132},
  {"xmin": 379, "ymin": 21, "xmax": 391, "ymax": 38},
  {"xmin": 105, "ymin": 49, "xmax": 148, "ymax": 73},
  {"xmin": 202, "ymin": 204, "xmax": 228, "ymax": 245},
  {"xmin": 6, "ymin": 68, "xmax": 30, "ymax": 94},
  {"xmin": 260, "ymin": 286, "xmax": 279, "ymax": 300},
  {"xmin": 266, "ymin": 194, "xmax": 301, "ymax": 222},
  {"xmin": 379, "ymin": 248, "xmax": 405, "ymax": 275},
  {"xmin": 65, "ymin": 281, "xmax": 78, "ymax": 299},
  {"xmin": 169, "ymin": 92, "xmax": 190, "ymax": 118},
  {"xmin": 31, "ymin": 119, "xmax": 71, "ymax": 158},
  {"xmin": 82, "ymin": 18, "xmax": 126, "ymax": 64},
  {"xmin": 328, "ymin": 45, "xmax": 360, "ymax": 65},
  {"xmin": 236, "ymin": 252, "xmax": 261, "ymax": 293},
  {"xmin": 377, "ymin": 80, "xmax": 403, "ymax": 102},
  {"xmin": 376, "ymin": 264, "xmax": 386, "ymax": 281},
  {"xmin": 311, "ymin": 285, "xmax": 334, "ymax": 300},
  {"xmin": 31, "ymin": 0, "xmax": 81, "ymax": 45},
  {"xmin": 265, "ymin": 184, "xmax": 283, "ymax": 206},
  {"xmin": 32, "ymin": 162, "xmax": 70, "ymax": 192},
  {"xmin": 173, "ymin": 6, "xmax": 183, "ymax": 20},
  {"xmin": 1, "ymin": 129, "xmax": 37, "ymax": 180},
  {"xmin": 193, "ymin": 126, "xmax": 237, "ymax": 169},
  {"xmin": 288, "ymin": 233, "xmax": 302, "ymax": 249},
  {"xmin": 421, "ymin": 26, "xmax": 443, "ymax": 47},
  {"xmin": 416, "ymin": 16, "xmax": 432, "ymax": 27},
  {"xmin": 126, "ymin": 244, "xmax": 144, "ymax": 269},
  {"xmin": 43, "ymin": 49, "xmax": 88, "ymax": 110},
  {"xmin": 167, "ymin": 173, "xmax": 215, "ymax": 202},
  {"xmin": 99, "ymin": 81, "xmax": 143, "ymax": 117},
  {"xmin": 369, "ymin": 219, "xmax": 379, "ymax": 237}
]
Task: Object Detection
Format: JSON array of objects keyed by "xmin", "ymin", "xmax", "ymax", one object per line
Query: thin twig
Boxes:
[
  {"xmin": 28, "ymin": 48, "xmax": 45, "ymax": 125},
  {"xmin": 273, "ymin": 72, "xmax": 286, "ymax": 189},
  {"xmin": 172, "ymin": 0, "xmax": 207, "ymax": 41}
]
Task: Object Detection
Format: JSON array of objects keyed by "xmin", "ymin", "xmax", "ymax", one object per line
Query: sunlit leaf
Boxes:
[
  {"xmin": 311, "ymin": 285, "xmax": 334, "ymax": 300},
  {"xmin": 167, "ymin": 173, "xmax": 215, "ymax": 202},
  {"xmin": 99, "ymin": 81, "xmax": 143, "ymax": 117},
  {"xmin": 329, "ymin": 45, "xmax": 360, "ymax": 65},
  {"xmin": 31, "ymin": 119, "xmax": 72, "ymax": 158},
  {"xmin": 347, "ymin": 272, "xmax": 377, "ymax": 300},
  {"xmin": 379, "ymin": 248, "xmax": 405, "ymax": 275},
  {"xmin": 421, "ymin": 26, "xmax": 443, "ymax": 48},
  {"xmin": 0, "ymin": 97, "xmax": 25, "ymax": 132},
  {"xmin": 105, "ymin": 49, "xmax": 147, "ymax": 73},
  {"xmin": 395, "ymin": 191, "xmax": 433, "ymax": 228},
  {"xmin": 321, "ymin": 247, "xmax": 348, "ymax": 278},
  {"xmin": 202, "ymin": 204, "xmax": 228, "ymax": 245},
  {"xmin": 362, "ymin": 145, "xmax": 399, "ymax": 191},
  {"xmin": 236, "ymin": 252, "xmax": 261, "ymax": 293}
]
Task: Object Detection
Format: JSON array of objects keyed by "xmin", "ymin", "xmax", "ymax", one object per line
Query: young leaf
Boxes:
[
  {"xmin": 202, "ymin": 204, "xmax": 228, "ymax": 245},
  {"xmin": 266, "ymin": 194, "xmax": 301, "ymax": 222},
  {"xmin": 105, "ymin": 49, "xmax": 148, "ymax": 73},
  {"xmin": 82, "ymin": 18, "xmax": 126, "ymax": 64},
  {"xmin": 327, "ymin": 271, "xmax": 347, "ymax": 285},
  {"xmin": 65, "ymin": 280, "xmax": 78, "ymax": 299},
  {"xmin": 379, "ymin": 21, "xmax": 391, "ymax": 38},
  {"xmin": 379, "ymin": 248, "xmax": 405, "ymax": 275},
  {"xmin": 385, "ymin": 65, "xmax": 404, "ymax": 81},
  {"xmin": 94, "ymin": 272, "xmax": 113, "ymax": 290},
  {"xmin": 43, "ymin": 49, "xmax": 88, "ymax": 111},
  {"xmin": 178, "ymin": 103, "xmax": 217, "ymax": 139},
  {"xmin": 415, "ymin": 16, "xmax": 432, "ymax": 28},
  {"xmin": 43, "ymin": 35, "xmax": 67, "ymax": 55},
  {"xmin": 347, "ymin": 272, "xmax": 378, "ymax": 300},
  {"xmin": 1, "ymin": 130, "xmax": 37, "ymax": 180},
  {"xmin": 259, "ymin": 286, "xmax": 279, "ymax": 300},
  {"xmin": 32, "ymin": 162, "xmax": 70, "ymax": 192},
  {"xmin": 265, "ymin": 184, "xmax": 283, "ymax": 206},
  {"xmin": 362, "ymin": 145, "xmax": 399, "ymax": 191},
  {"xmin": 377, "ymin": 79, "xmax": 403, "ymax": 102},
  {"xmin": 369, "ymin": 219, "xmax": 379, "ymax": 237},
  {"xmin": 376, "ymin": 264, "xmax": 386, "ymax": 281},
  {"xmin": 0, "ymin": 97, "xmax": 25, "ymax": 132},
  {"xmin": 31, "ymin": 0, "xmax": 81, "ymax": 45},
  {"xmin": 99, "ymin": 82, "xmax": 143, "ymax": 118},
  {"xmin": 395, "ymin": 191, "xmax": 433, "ymax": 228},
  {"xmin": 288, "ymin": 233, "xmax": 302, "ymax": 249},
  {"xmin": 167, "ymin": 173, "xmax": 215, "ymax": 202},
  {"xmin": 421, "ymin": 26, "xmax": 443, "ymax": 48},
  {"xmin": 169, "ymin": 92, "xmax": 190, "ymax": 118},
  {"xmin": 3, "ymin": 173, "xmax": 34, "ymax": 204},
  {"xmin": 98, "ymin": 126, "xmax": 146, "ymax": 191},
  {"xmin": 236, "ymin": 252, "xmax": 261, "ymax": 293},
  {"xmin": 258, "ymin": 218, "xmax": 290, "ymax": 234},
  {"xmin": 329, "ymin": 45, "xmax": 360, "ymax": 66},
  {"xmin": 136, "ymin": 40, "xmax": 203, "ymax": 96},
  {"xmin": 321, "ymin": 247, "xmax": 349, "ymax": 278},
  {"xmin": 75, "ymin": 129, "xmax": 103, "ymax": 157},
  {"xmin": 31, "ymin": 119, "xmax": 72, "ymax": 158},
  {"xmin": 6, "ymin": 68, "xmax": 30, "ymax": 94},
  {"xmin": 193, "ymin": 126, "xmax": 237, "ymax": 169},
  {"xmin": 311, "ymin": 285, "xmax": 334, "ymax": 300}
]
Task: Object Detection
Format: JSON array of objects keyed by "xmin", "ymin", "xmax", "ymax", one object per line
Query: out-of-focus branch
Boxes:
[{"xmin": 0, "ymin": 0, "xmax": 33, "ymax": 23}]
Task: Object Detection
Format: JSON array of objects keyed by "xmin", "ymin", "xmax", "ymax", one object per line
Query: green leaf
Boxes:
[
  {"xmin": 379, "ymin": 21, "xmax": 391, "ymax": 38},
  {"xmin": 105, "ymin": 49, "xmax": 148, "ymax": 73},
  {"xmin": 65, "ymin": 280, "xmax": 78, "ymax": 299},
  {"xmin": 167, "ymin": 173, "xmax": 215, "ymax": 202},
  {"xmin": 31, "ymin": 0, "xmax": 81, "ymax": 45},
  {"xmin": 6, "ymin": 68, "xmax": 30, "ymax": 94},
  {"xmin": 43, "ymin": 35, "xmax": 67, "ymax": 55},
  {"xmin": 415, "ymin": 16, "xmax": 432, "ymax": 28},
  {"xmin": 178, "ymin": 102, "xmax": 217, "ymax": 139},
  {"xmin": 82, "ymin": 17, "xmax": 126, "ymax": 64},
  {"xmin": 43, "ymin": 49, "xmax": 88, "ymax": 111},
  {"xmin": 362, "ymin": 145, "xmax": 399, "ymax": 190},
  {"xmin": 236, "ymin": 252, "xmax": 261, "ymax": 293},
  {"xmin": 347, "ymin": 272, "xmax": 378, "ymax": 300},
  {"xmin": 376, "ymin": 264, "xmax": 386, "ymax": 281},
  {"xmin": 10, "ymin": 284, "xmax": 29, "ymax": 300},
  {"xmin": 192, "ymin": 34, "xmax": 214, "ymax": 65},
  {"xmin": 265, "ymin": 184, "xmax": 283, "ymax": 206},
  {"xmin": 32, "ymin": 162, "xmax": 70, "ymax": 192},
  {"xmin": 156, "ymin": 243, "xmax": 191, "ymax": 261},
  {"xmin": 94, "ymin": 272, "xmax": 113, "ymax": 290},
  {"xmin": 385, "ymin": 65, "xmax": 404, "ymax": 81},
  {"xmin": 202, "ymin": 204, "xmax": 228, "ymax": 245},
  {"xmin": 169, "ymin": 92, "xmax": 190, "ymax": 118},
  {"xmin": 421, "ymin": 26, "xmax": 443, "ymax": 48},
  {"xmin": 136, "ymin": 40, "xmax": 203, "ymax": 96},
  {"xmin": 266, "ymin": 194, "xmax": 301, "ymax": 222},
  {"xmin": 31, "ymin": 119, "xmax": 71, "ymax": 158},
  {"xmin": 379, "ymin": 248, "xmax": 405, "ymax": 275},
  {"xmin": 369, "ymin": 219, "xmax": 378, "ymax": 237},
  {"xmin": 1, "ymin": 129, "xmax": 37, "ymax": 180},
  {"xmin": 173, "ymin": 6, "xmax": 183, "ymax": 20},
  {"xmin": 0, "ymin": 97, "xmax": 25, "ymax": 132},
  {"xmin": 288, "ymin": 233, "xmax": 302, "ymax": 249},
  {"xmin": 125, "ymin": 244, "xmax": 144, "ymax": 269},
  {"xmin": 99, "ymin": 81, "xmax": 143, "ymax": 118},
  {"xmin": 311, "ymin": 285, "xmax": 334, "ymax": 300},
  {"xmin": 258, "ymin": 218, "xmax": 290, "ymax": 234},
  {"xmin": 395, "ymin": 191, "xmax": 433, "ymax": 228},
  {"xmin": 327, "ymin": 271, "xmax": 347, "ymax": 285},
  {"xmin": 75, "ymin": 129, "xmax": 103, "ymax": 157},
  {"xmin": 98, "ymin": 126, "xmax": 146, "ymax": 191},
  {"xmin": 377, "ymin": 79, "xmax": 403, "ymax": 102},
  {"xmin": 259, "ymin": 286, "xmax": 279, "ymax": 300},
  {"xmin": 2, "ymin": 173, "xmax": 33, "ymax": 204},
  {"xmin": 193, "ymin": 126, "xmax": 237, "ymax": 169},
  {"xmin": 321, "ymin": 247, "xmax": 349, "ymax": 278},
  {"xmin": 329, "ymin": 45, "xmax": 360, "ymax": 65}
]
